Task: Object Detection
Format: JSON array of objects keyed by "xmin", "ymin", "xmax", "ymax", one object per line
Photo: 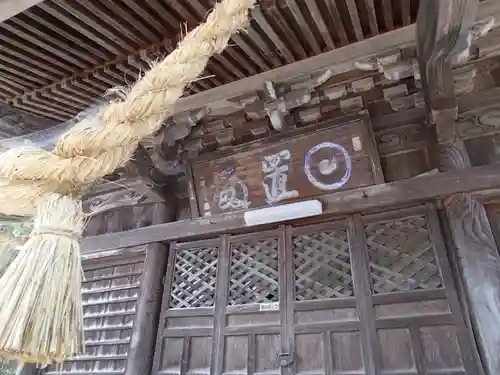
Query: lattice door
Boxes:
[{"xmin": 153, "ymin": 206, "xmax": 481, "ymax": 375}]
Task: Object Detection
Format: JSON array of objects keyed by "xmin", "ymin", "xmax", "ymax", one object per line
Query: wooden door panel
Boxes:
[
  {"xmin": 153, "ymin": 205, "xmax": 481, "ymax": 375},
  {"xmin": 153, "ymin": 239, "xmax": 219, "ymax": 375}
]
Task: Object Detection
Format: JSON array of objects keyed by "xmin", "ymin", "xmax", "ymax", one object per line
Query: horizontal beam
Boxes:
[
  {"xmin": 0, "ymin": 0, "xmax": 44, "ymax": 23},
  {"xmin": 171, "ymin": 0, "xmax": 500, "ymax": 115},
  {"xmin": 82, "ymin": 163, "xmax": 500, "ymax": 252}
]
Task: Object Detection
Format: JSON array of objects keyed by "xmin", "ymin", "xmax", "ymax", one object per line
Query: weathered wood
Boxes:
[
  {"xmin": 426, "ymin": 203, "xmax": 485, "ymax": 375},
  {"xmin": 124, "ymin": 203, "xmax": 176, "ymax": 375},
  {"xmin": 348, "ymin": 214, "xmax": 381, "ymax": 375},
  {"xmin": 439, "ymin": 139, "xmax": 500, "ymax": 375},
  {"xmin": 169, "ymin": 0, "xmax": 500, "ymax": 117},
  {"xmin": 82, "ymin": 163, "xmax": 500, "ymax": 252},
  {"xmin": 192, "ymin": 117, "xmax": 380, "ymax": 216},
  {"xmin": 210, "ymin": 234, "xmax": 230, "ymax": 375}
]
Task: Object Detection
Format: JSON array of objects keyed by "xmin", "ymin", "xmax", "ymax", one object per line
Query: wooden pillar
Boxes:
[
  {"xmin": 17, "ymin": 364, "xmax": 41, "ymax": 375},
  {"xmin": 439, "ymin": 138, "xmax": 500, "ymax": 375},
  {"xmin": 125, "ymin": 201, "xmax": 176, "ymax": 375}
]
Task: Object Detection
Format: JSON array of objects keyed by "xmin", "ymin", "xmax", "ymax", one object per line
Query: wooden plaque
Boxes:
[{"xmin": 191, "ymin": 117, "xmax": 382, "ymax": 216}]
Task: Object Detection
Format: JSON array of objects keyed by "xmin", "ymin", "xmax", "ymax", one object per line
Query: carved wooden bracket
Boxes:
[{"xmin": 416, "ymin": 0, "xmax": 479, "ymax": 141}]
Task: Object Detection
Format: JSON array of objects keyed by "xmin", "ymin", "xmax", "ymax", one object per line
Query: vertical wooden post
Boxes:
[
  {"xmin": 439, "ymin": 138, "xmax": 500, "ymax": 375},
  {"xmin": 124, "ymin": 202, "xmax": 176, "ymax": 375},
  {"xmin": 17, "ymin": 363, "xmax": 39, "ymax": 375}
]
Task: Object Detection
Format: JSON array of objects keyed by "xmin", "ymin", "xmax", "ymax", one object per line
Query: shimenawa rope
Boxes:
[{"xmin": 0, "ymin": 0, "xmax": 255, "ymax": 364}]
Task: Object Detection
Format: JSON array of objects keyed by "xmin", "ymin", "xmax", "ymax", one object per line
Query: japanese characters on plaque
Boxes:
[{"xmin": 191, "ymin": 119, "xmax": 381, "ymax": 216}]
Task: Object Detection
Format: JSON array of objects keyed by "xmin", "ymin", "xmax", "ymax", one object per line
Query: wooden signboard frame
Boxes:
[{"xmin": 190, "ymin": 113, "xmax": 384, "ymax": 217}]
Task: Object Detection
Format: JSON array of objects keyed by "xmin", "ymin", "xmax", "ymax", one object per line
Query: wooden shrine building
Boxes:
[{"xmin": 1, "ymin": 0, "xmax": 500, "ymax": 374}]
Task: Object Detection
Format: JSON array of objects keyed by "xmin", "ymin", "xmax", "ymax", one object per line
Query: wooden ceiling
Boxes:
[{"xmin": 0, "ymin": 0, "xmax": 421, "ymax": 123}]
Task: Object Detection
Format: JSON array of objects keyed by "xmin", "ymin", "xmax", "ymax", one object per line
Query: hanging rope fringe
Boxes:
[
  {"xmin": 0, "ymin": 0, "xmax": 255, "ymax": 364},
  {"xmin": 0, "ymin": 194, "xmax": 84, "ymax": 364}
]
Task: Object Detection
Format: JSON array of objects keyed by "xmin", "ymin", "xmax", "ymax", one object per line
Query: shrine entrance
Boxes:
[{"xmin": 152, "ymin": 204, "xmax": 482, "ymax": 375}]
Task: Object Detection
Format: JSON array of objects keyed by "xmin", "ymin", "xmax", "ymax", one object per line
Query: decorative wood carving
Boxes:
[
  {"xmin": 83, "ymin": 184, "xmax": 149, "ymax": 215},
  {"xmin": 376, "ymin": 122, "xmax": 427, "ymax": 156},
  {"xmin": 455, "ymin": 105, "xmax": 500, "ymax": 139},
  {"xmin": 439, "ymin": 139, "xmax": 500, "ymax": 375}
]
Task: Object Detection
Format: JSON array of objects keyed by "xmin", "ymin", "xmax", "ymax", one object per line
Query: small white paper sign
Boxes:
[{"xmin": 259, "ymin": 302, "xmax": 280, "ymax": 311}]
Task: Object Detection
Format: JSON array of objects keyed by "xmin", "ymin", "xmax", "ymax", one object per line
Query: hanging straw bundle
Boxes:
[{"xmin": 0, "ymin": 0, "xmax": 255, "ymax": 365}]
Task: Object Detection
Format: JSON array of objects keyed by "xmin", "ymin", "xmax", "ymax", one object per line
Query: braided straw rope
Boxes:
[
  {"xmin": 0, "ymin": 0, "xmax": 256, "ymax": 215},
  {"xmin": 0, "ymin": 0, "xmax": 256, "ymax": 364}
]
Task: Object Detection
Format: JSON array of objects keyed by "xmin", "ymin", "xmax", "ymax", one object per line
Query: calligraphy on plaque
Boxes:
[{"xmin": 191, "ymin": 117, "xmax": 381, "ymax": 216}]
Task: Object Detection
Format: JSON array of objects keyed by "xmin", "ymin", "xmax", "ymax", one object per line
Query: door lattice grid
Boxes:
[
  {"xmin": 365, "ymin": 215, "xmax": 443, "ymax": 294},
  {"xmin": 169, "ymin": 246, "xmax": 218, "ymax": 308},
  {"xmin": 228, "ymin": 238, "xmax": 279, "ymax": 305},
  {"xmin": 293, "ymin": 229, "xmax": 354, "ymax": 300}
]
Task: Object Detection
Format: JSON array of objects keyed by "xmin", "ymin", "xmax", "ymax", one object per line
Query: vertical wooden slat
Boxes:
[
  {"xmin": 322, "ymin": 330, "xmax": 334, "ymax": 375},
  {"xmin": 125, "ymin": 203, "xmax": 175, "ymax": 375},
  {"xmin": 305, "ymin": 0, "xmax": 336, "ymax": 50},
  {"xmin": 285, "ymin": 0, "xmax": 322, "ymax": 54},
  {"xmin": 231, "ymin": 34, "xmax": 271, "ymax": 71},
  {"xmin": 269, "ymin": 5, "xmax": 308, "ymax": 61},
  {"xmin": 143, "ymin": 0, "xmax": 180, "ymax": 32},
  {"xmin": 425, "ymin": 203, "xmax": 485, "ymax": 375},
  {"xmin": 402, "ymin": 0, "xmax": 412, "ymax": 26},
  {"xmin": 324, "ymin": 0, "xmax": 349, "ymax": 45},
  {"xmin": 252, "ymin": 8, "xmax": 295, "ymax": 65},
  {"xmin": 245, "ymin": 23, "xmax": 282, "ymax": 68},
  {"xmin": 180, "ymin": 336, "xmax": 191, "ymax": 375},
  {"xmin": 348, "ymin": 214, "xmax": 381, "ymax": 375},
  {"xmin": 247, "ymin": 334, "xmax": 256, "ymax": 375},
  {"xmin": 211, "ymin": 234, "xmax": 230, "ymax": 375},
  {"xmin": 185, "ymin": 160, "xmax": 201, "ymax": 218},
  {"xmin": 381, "ymin": 0, "xmax": 394, "ymax": 31},
  {"xmin": 364, "ymin": 115, "xmax": 385, "ymax": 184},
  {"xmin": 281, "ymin": 226, "xmax": 295, "ymax": 375},
  {"xmin": 362, "ymin": 0, "xmax": 379, "ymax": 36},
  {"xmin": 151, "ymin": 241, "xmax": 178, "ymax": 375},
  {"xmin": 409, "ymin": 325, "xmax": 427, "ymax": 375},
  {"xmin": 345, "ymin": 0, "xmax": 364, "ymax": 41}
]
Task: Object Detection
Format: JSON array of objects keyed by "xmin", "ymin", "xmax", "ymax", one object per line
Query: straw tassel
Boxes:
[{"xmin": 0, "ymin": 194, "xmax": 85, "ymax": 364}]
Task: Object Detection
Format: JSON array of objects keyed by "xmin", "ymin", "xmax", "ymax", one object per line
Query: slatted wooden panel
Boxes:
[
  {"xmin": 45, "ymin": 251, "xmax": 146, "ymax": 375},
  {"xmin": 154, "ymin": 205, "xmax": 481, "ymax": 375},
  {"xmin": 0, "ymin": 0, "xmax": 419, "ymax": 121},
  {"xmin": 45, "ymin": 204, "xmax": 160, "ymax": 375},
  {"xmin": 154, "ymin": 239, "xmax": 220, "ymax": 375},
  {"xmin": 365, "ymin": 215, "xmax": 443, "ymax": 293}
]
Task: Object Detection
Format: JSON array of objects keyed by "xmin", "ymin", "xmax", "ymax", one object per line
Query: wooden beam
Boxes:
[
  {"xmin": 124, "ymin": 203, "xmax": 175, "ymax": 375},
  {"xmin": 346, "ymin": 0, "xmax": 364, "ymax": 41},
  {"xmin": 82, "ymin": 163, "xmax": 500, "ymax": 252},
  {"xmin": 0, "ymin": 0, "xmax": 44, "ymax": 23},
  {"xmin": 169, "ymin": 0, "xmax": 500, "ymax": 117}
]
